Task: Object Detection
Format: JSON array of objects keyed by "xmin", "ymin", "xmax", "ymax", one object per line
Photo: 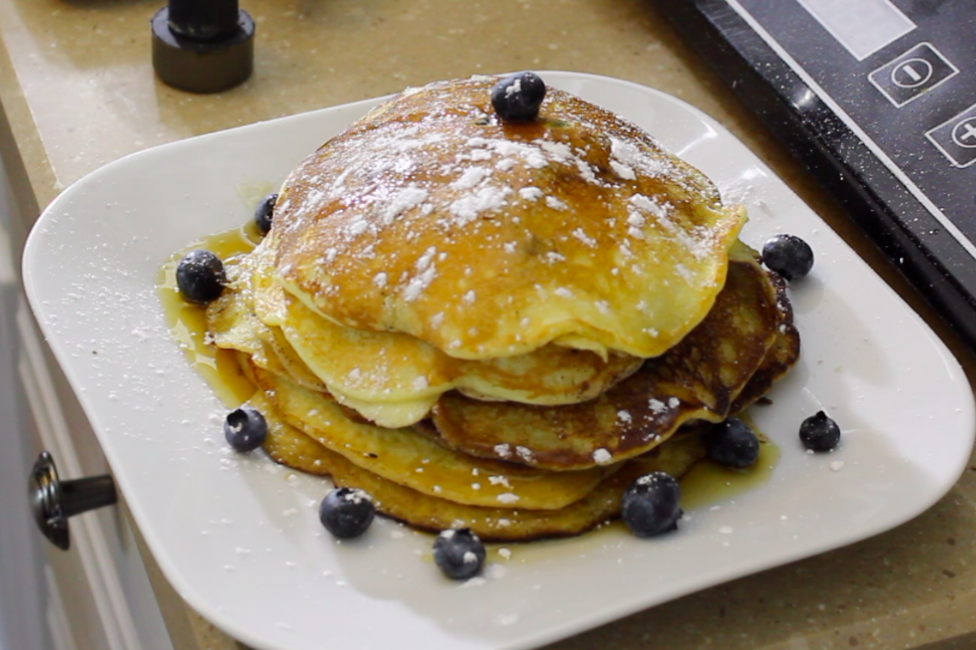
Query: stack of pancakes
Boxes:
[{"xmin": 205, "ymin": 77, "xmax": 800, "ymax": 541}]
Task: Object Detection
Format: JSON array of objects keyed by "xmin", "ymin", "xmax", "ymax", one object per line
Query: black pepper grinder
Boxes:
[{"xmin": 151, "ymin": 0, "xmax": 255, "ymax": 94}]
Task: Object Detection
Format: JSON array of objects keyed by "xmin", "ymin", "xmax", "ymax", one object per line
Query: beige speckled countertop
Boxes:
[{"xmin": 3, "ymin": 1, "xmax": 976, "ymax": 649}]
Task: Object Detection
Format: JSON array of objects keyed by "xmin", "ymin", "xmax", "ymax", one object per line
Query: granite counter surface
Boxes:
[{"xmin": 2, "ymin": 1, "xmax": 975, "ymax": 649}]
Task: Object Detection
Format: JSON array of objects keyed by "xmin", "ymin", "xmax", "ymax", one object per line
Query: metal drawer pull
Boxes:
[{"xmin": 29, "ymin": 451, "xmax": 118, "ymax": 551}]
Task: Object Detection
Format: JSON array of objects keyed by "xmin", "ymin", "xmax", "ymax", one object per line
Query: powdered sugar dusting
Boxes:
[
  {"xmin": 610, "ymin": 160, "xmax": 636, "ymax": 180},
  {"xmin": 451, "ymin": 167, "xmax": 491, "ymax": 191},
  {"xmin": 488, "ymin": 475, "xmax": 512, "ymax": 488},
  {"xmin": 381, "ymin": 186, "xmax": 429, "ymax": 225},
  {"xmin": 610, "ymin": 136, "xmax": 674, "ymax": 179},
  {"xmin": 401, "ymin": 246, "xmax": 439, "ymax": 302},
  {"xmin": 628, "ymin": 193, "xmax": 711, "ymax": 259},
  {"xmin": 545, "ymin": 196, "xmax": 568, "ymax": 211},
  {"xmin": 592, "ymin": 448, "xmax": 612, "ymax": 465},
  {"xmin": 571, "ymin": 228, "xmax": 597, "ymax": 247},
  {"xmin": 539, "ymin": 140, "xmax": 573, "ymax": 160},
  {"xmin": 494, "ymin": 443, "xmax": 512, "ymax": 459},
  {"xmin": 448, "ymin": 186, "xmax": 510, "ymax": 225}
]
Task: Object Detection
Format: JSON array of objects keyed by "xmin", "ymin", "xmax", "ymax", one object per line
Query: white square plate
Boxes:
[{"xmin": 23, "ymin": 71, "xmax": 975, "ymax": 650}]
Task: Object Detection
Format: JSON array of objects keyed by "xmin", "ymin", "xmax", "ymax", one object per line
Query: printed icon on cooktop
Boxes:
[
  {"xmin": 869, "ymin": 42, "xmax": 957, "ymax": 108},
  {"xmin": 926, "ymin": 103, "xmax": 976, "ymax": 168}
]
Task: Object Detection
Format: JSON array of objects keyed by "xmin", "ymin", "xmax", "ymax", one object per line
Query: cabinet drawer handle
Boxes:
[{"xmin": 29, "ymin": 451, "xmax": 118, "ymax": 551}]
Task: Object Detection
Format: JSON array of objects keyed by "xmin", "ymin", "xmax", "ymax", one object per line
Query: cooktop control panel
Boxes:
[{"xmin": 663, "ymin": 0, "xmax": 976, "ymax": 348}]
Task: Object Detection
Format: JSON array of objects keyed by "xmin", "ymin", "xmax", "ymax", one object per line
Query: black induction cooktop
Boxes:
[{"xmin": 661, "ymin": 0, "xmax": 976, "ymax": 349}]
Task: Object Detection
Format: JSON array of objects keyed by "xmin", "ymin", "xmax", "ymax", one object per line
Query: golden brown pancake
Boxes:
[
  {"xmin": 429, "ymin": 248, "xmax": 792, "ymax": 470},
  {"xmin": 731, "ymin": 271, "xmax": 800, "ymax": 413},
  {"xmin": 257, "ymin": 390, "xmax": 708, "ymax": 542},
  {"xmin": 231, "ymin": 238, "xmax": 644, "ymax": 427},
  {"xmin": 249, "ymin": 364, "xmax": 614, "ymax": 510},
  {"xmin": 272, "ymin": 76, "xmax": 745, "ymax": 361}
]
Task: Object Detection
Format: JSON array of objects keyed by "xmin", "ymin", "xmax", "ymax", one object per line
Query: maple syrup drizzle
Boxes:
[
  {"xmin": 158, "ymin": 223, "xmax": 261, "ymax": 407},
  {"xmin": 680, "ymin": 426, "xmax": 780, "ymax": 511}
]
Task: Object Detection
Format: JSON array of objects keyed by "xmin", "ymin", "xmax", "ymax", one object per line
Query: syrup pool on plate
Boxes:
[
  {"xmin": 680, "ymin": 428, "xmax": 780, "ymax": 511},
  {"xmin": 158, "ymin": 224, "xmax": 260, "ymax": 407}
]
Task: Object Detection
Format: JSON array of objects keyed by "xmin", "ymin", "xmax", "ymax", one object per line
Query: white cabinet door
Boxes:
[
  {"xmin": 0, "ymin": 151, "xmax": 173, "ymax": 650},
  {"xmin": 0, "ymin": 277, "xmax": 50, "ymax": 650}
]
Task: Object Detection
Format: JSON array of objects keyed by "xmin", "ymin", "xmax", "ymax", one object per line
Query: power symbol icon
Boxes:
[{"xmin": 891, "ymin": 58, "xmax": 934, "ymax": 89}]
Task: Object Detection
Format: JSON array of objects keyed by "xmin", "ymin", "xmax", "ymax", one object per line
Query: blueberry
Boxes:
[
  {"xmin": 176, "ymin": 249, "xmax": 225, "ymax": 305},
  {"xmin": 432, "ymin": 528, "xmax": 486, "ymax": 580},
  {"xmin": 761, "ymin": 234, "xmax": 814, "ymax": 281},
  {"xmin": 707, "ymin": 418, "xmax": 760, "ymax": 469},
  {"xmin": 490, "ymin": 72, "xmax": 547, "ymax": 123},
  {"xmin": 621, "ymin": 471, "xmax": 682, "ymax": 538},
  {"xmin": 254, "ymin": 192, "xmax": 277, "ymax": 236},
  {"xmin": 319, "ymin": 487, "xmax": 375, "ymax": 539},
  {"xmin": 223, "ymin": 406, "xmax": 268, "ymax": 452},
  {"xmin": 800, "ymin": 411, "xmax": 841, "ymax": 452}
]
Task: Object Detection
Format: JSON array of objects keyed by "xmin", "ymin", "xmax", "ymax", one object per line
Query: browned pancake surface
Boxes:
[
  {"xmin": 431, "ymin": 252, "xmax": 791, "ymax": 469},
  {"xmin": 260, "ymin": 394, "xmax": 708, "ymax": 542},
  {"xmin": 273, "ymin": 76, "xmax": 745, "ymax": 360}
]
